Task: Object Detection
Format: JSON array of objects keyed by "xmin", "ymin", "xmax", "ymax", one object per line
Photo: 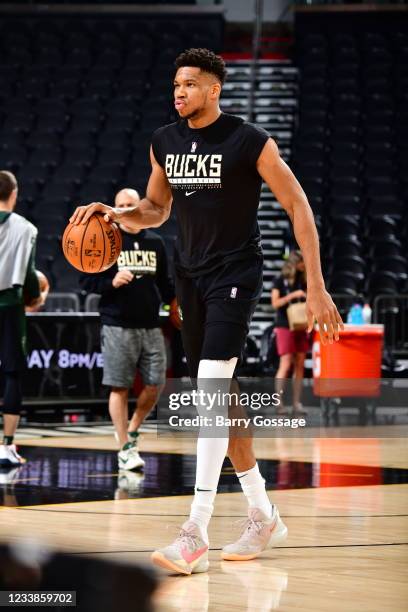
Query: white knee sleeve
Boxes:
[{"xmin": 197, "ymin": 357, "xmax": 238, "ymax": 379}]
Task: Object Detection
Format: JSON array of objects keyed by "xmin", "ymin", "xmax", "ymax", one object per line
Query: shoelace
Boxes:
[
  {"xmin": 234, "ymin": 517, "xmax": 264, "ymax": 542},
  {"xmin": 164, "ymin": 523, "xmax": 203, "ymax": 550},
  {"xmin": 177, "ymin": 529, "xmax": 201, "ymax": 550}
]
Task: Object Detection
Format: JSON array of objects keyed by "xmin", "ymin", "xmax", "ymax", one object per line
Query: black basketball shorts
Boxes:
[
  {"xmin": 175, "ymin": 255, "xmax": 263, "ymax": 379},
  {"xmin": 0, "ymin": 305, "xmax": 26, "ymax": 373}
]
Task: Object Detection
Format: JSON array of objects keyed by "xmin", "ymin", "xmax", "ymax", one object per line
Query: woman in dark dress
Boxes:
[{"xmin": 271, "ymin": 250, "xmax": 308, "ymax": 415}]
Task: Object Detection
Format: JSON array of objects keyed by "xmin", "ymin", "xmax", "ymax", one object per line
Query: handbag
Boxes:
[{"xmin": 286, "ymin": 302, "xmax": 308, "ymax": 331}]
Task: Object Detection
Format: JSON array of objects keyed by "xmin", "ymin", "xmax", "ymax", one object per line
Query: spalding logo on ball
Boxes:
[{"xmin": 62, "ymin": 213, "xmax": 122, "ymax": 273}]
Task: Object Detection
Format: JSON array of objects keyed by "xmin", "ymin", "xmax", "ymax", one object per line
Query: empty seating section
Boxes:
[
  {"xmin": 8, "ymin": 1, "xmax": 196, "ymax": 4},
  {"xmin": 292, "ymin": 29, "xmax": 408, "ymax": 298},
  {"xmin": 0, "ymin": 15, "xmax": 221, "ymax": 290},
  {"xmin": 219, "ymin": 59, "xmax": 299, "ymax": 349}
]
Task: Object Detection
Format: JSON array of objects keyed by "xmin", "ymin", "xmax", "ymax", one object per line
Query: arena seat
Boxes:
[
  {"xmin": 43, "ymin": 293, "xmax": 81, "ymax": 313},
  {"xmin": 0, "ymin": 6, "xmax": 225, "ymax": 299},
  {"xmin": 294, "ymin": 25, "xmax": 408, "ymax": 299}
]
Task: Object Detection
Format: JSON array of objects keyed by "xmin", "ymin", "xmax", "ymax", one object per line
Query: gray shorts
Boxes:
[{"xmin": 101, "ymin": 325, "xmax": 166, "ymax": 388}]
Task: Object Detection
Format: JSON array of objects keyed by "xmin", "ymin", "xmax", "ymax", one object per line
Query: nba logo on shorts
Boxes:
[
  {"xmin": 191, "ymin": 141, "xmax": 197, "ymax": 153},
  {"xmin": 230, "ymin": 287, "xmax": 237, "ymax": 298}
]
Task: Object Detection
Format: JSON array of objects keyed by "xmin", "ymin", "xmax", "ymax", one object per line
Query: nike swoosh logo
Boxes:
[
  {"xmin": 185, "ymin": 191, "xmax": 197, "ymax": 197},
  {"xmin": 181, "ymin": 545, "xmax": 208, "ymax": 564}
]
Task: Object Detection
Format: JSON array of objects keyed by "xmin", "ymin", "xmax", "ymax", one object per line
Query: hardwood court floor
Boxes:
[{"xmin": 0, "ymin": 433, "xmax": 407, "ymax": 611}]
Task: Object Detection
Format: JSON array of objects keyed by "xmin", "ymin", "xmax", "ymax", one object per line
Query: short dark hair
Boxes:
[
  {"xmin": 0, "ymin": 171, "xmax": 17, "ymax": 202},
  {"xmin": 175, "ymin": 48, "xmax": 227, "ymax": 85}
]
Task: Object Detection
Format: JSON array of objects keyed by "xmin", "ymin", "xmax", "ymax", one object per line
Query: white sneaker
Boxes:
[
  {"xmin": 221, "ymin": 506, "xmax": 288, "ymax": 561},
  {"xmin": 117, "ymin": 470, "xmax": 145, "ymax": 493},
  {"xmin": 0, "ymin": 444, "xmax": 27, "ymax": 466},
  {"xmin": 151, "ymin": 521, "xmax": 209, "ymax": 575},
  {"xmin": 0, "ymin": 467, "xmax": 22, "ymax": 485},
  {"xmin": 118, "ymin": 442, "xmax": 145, "ymax": 471}
]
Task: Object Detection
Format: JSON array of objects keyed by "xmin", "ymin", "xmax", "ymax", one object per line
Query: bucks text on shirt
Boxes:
[{"xmin": 152, "ymin": 113, "xmax": 270, "ymax": 277}]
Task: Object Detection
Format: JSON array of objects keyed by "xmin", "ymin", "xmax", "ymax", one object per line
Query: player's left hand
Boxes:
[{"xmin": 306, "ymin": 287, "xmax": 344, "ymax": 345}]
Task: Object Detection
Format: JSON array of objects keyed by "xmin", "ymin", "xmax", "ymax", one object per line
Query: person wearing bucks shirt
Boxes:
[
  {"xmin": 80, "ymin": 188, "xmax": 175, "ymax": 472},
  {"xmin": 71, "ymin": 48, "xmax": 343, "ymax": 574}
]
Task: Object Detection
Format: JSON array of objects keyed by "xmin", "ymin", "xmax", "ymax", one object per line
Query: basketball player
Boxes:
[
  {"xmin": 0, "ymin": 171, "xmax": 47, "ymax": 466},
  {"xmin": 80, "ymin": 188, "xmax": 176, "ymax": 471},
  {"xmin": 71, "ymin": 48, "xmax": 344, "ymax": 574}
]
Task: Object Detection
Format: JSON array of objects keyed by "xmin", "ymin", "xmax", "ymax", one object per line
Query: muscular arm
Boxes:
[
  {"xmin": 122, "ymin": 147, "xmax": 172, "ymax": 229},
  {"xmin": 70, "ymin": 148, "xmax": 172, "ymax": 230},
  {"xmin": 257, "ymin": 140, "xmax": 323, "ymax": 289},
  {"xmin": 257, "ymin": 139, "xmax": 343, "ymax": 343}
]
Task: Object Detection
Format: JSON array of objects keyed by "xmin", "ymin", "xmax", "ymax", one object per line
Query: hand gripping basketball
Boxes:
[
  {"xmin": 63, "ymin": 205, "xmax": 122, "ymax": 273},
  {"xmin": 69, "ymin": 202, "xmax": 117, "ymax": 226}
]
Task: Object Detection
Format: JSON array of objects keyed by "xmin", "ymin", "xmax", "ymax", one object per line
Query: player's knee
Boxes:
[
  {"xmin": 111, "ymin": 386, "xmax": 129, "ymax": 396},
  {"xmin": 198, "ymin": 357, "xmax": 238, "ymax": 379},
  {"xmin": 143, "ymin": 384, "xmax": 162, "ymax": 400},
  {"xmin": 2, "ymin": 404, "xmax": 22, "ymax": 416}
]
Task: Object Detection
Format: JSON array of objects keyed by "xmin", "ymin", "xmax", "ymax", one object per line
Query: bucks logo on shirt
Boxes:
[
  {"xmin": 164, "ymin": 153, "xmax": 223, "ymax": 190},
  {"xmin": 117, "ymin": 248, "xmax": 157, "ymax": 277},
  {"xmin": 152, "ymin": 113, "xmax": 270, "ymax": 274}
]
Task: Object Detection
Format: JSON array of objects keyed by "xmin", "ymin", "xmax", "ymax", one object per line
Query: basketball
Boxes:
[
  {"xmin": 24, "ymin": 269, "xmax": 50, "ymax": 311},
  {"xmin": 36, "ymin": 270, "xmax": 50, "ymax": 294},
  {"xmin": 62, "ymin": 214, "xmax": 122, "ymax": 273},
  {"xmin": 169, "ymin": 298, "xmax": 182, "ymax": 330}
]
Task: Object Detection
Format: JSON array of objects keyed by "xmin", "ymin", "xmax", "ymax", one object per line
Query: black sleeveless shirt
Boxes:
[{"xmin": 152, "ymin": 113, "xmax": 270, "ymax": 277}]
